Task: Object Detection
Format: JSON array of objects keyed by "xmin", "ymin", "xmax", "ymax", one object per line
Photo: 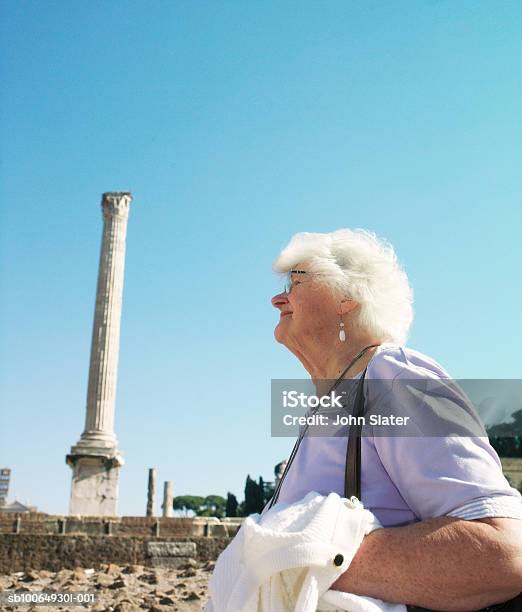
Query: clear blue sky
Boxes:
[{"xmin": 1, "ymin": 1, "xmax": 521, "ymax": 516}]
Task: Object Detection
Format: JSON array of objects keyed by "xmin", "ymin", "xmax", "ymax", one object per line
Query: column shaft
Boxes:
[{"xmin": 84, "ymin": 212, "xmax": 128, "ymax": 438}]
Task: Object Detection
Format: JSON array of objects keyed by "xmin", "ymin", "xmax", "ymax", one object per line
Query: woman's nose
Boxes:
[{"xmin": 271, "ymin": 291, "xmax": 288, "ymax": 310}]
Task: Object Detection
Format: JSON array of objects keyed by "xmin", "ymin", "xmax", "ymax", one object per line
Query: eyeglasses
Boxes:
[{"xmin": 283, "ymin": 269, "xmax": 309, "ymax": 294}]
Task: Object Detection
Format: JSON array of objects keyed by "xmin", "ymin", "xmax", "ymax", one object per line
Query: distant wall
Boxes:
[
  {"xmin": 0, "ymin": 513, "xmax": 243, "ymax": 538},
  {"xmin": 0, "ymin": 534, "xmax": 232, "ymax": 573},
  {"xmin": 0, "ymin": 513, "xmax": 244, "ymax": 573}
]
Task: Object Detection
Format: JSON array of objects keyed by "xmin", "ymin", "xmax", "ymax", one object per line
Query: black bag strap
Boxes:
[{"xmin": 344, "ymin": 367, "xmax": 368, "ymax": 500}]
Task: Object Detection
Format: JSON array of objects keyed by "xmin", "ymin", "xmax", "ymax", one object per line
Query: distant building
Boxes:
[
  {"xmin": 0, "ymin": 468, "xmax": 10, "ymax": 506},
  {"xmin": 0, "ymin": 500, "xmax": 38, "ymax": 513},
  {"xmin": 0, "ymin": 468, "xmax": 38, "ymax": 513}
]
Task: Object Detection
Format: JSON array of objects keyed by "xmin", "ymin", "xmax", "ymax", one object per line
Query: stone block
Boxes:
[
  {"xmin": 190, "ymin": 522, "xmax": 206, "ymax": 537},
  {"xmin": 146, "ymin": 541, "xmax": 196, "ymax": 558},
  {"xmin": 149, "ymin": 557, "xmax": 196, "ymax": 569},
  {"xmin": 208, "ymin": 523, "xmax": 228, "ymax": 537}
]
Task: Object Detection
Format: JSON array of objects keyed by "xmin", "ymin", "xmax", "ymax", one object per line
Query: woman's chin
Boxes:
[{"xmin": 274, "ymin": 322, "xmax": 288, "ymax": 344}]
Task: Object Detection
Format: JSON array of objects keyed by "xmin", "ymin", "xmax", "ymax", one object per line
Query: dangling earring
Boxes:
[{"xmin": 339, "ymin": 313, "xmax": 346, "ymax": 342}]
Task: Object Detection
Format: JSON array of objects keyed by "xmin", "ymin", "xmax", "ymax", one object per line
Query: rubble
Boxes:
[{"xmin": 0, "ymin": 562, "xmax": 208, "ymax": 611}]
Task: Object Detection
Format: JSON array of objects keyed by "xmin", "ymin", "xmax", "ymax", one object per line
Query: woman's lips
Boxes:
[{"xmin": 280, "ymin": 311, "xmax": 293, "ymax": 317}]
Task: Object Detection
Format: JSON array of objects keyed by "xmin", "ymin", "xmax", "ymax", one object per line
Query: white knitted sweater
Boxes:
[{"xmin": 204, "ymin": 491, "xmax": 406, "ymax": 612}]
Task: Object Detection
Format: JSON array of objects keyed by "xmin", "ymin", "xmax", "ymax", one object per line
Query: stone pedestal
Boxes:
[
  {"xmin": 67, "ymin": 192, "xmax": 133, "ymax": 516},
  {"xmin": 66, "ymin": 455, "xmax": 123, "ymax": 516}
]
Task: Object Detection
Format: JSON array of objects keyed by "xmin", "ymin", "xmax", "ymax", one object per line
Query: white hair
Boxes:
[{"xmin": 272, "ymin": 229, "xmax": 414, "ymax": 345}]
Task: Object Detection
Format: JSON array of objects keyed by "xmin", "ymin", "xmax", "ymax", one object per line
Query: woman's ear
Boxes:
[{"xmin": 338, "ymin": 298, "xmax": 359, "ymax": 315}]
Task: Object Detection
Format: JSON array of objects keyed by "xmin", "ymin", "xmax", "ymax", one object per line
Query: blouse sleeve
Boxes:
[{"xmin": 366, "ymin": 349, "xmax": 522, "ymax": 521}]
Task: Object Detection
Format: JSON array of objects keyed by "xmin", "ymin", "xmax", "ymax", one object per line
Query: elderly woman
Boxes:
[{"xmin": 269, "ymin": 229, "xmax": 522, "ymax": 611}]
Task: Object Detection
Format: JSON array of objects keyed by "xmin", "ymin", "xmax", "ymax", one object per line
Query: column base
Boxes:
[{"xmin": 71, "ymin": 429, "xmax": 119, "ymax": 452}]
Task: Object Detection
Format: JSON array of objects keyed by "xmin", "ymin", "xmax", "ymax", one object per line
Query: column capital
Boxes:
[{"xmin": 101, "ymin": 192, "xmax": 133, "ymax": 220}]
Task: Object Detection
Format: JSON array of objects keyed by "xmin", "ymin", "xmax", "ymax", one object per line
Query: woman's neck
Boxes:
[{"xmin": 307, "ymin": 338, "xmax": 381, "ymax": 396}]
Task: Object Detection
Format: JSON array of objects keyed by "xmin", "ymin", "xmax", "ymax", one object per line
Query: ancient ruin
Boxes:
[
  {"xmin": 146, "ymin": 469, "xmax": 156, "ymax": 517},
  {"xmin": 66, "ymin": 193, "xmax": 133, "ymax": 516},
  {"xmin": 162, "ymin": 481, "xmax": 174, "ymax": 518}
]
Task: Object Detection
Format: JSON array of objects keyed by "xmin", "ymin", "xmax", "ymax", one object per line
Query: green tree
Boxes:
[
  {"xmin": 258, "ymin": 477, "xmax": 266, "ymax": 510},
  {"xmin": 173, "ymin": 494, "xmax": 227, "ymax": 518},
  {"xmin": 263, "ymin": 481, "xmax": 275, "ymax": 506},
  {"xmin": 243, "ymin": 475, "xmax": 266, "ymax": 515},
  {"xmin": 173, "ymin": 495, "xmax": 205, "ymax": 516},
  {"xmin": 488, "ymin": 411, "xmax": 522, "ymax": 458},
  {"xmin": 226, "ymin": 492, "xmax": 238, "ymax": 517},
  {"xmin": 244, "ymin": 475, "xmax": 260, "ymax": 515},
  {"xmin": 201, "ymin": 495, "xmax": 226, "ymax": 518}
]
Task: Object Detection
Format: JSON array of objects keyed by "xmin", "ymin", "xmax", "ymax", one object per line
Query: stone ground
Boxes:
[{"xmin": 0, "ymin": 562, "xmax": 211, "ymax": 611}]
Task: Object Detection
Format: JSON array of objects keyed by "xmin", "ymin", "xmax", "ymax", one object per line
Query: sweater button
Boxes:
[{"xmin": 333, "ymin": 553, "xmax": 344, "ymax": 567}]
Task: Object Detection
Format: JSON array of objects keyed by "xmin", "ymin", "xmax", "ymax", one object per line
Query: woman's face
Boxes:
[{"xmin": 271, "ymin": 264, "xmax": 339, "ymax": 353}]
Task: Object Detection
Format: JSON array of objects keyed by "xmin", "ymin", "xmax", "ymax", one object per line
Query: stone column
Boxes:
[
  {"xmin": 66, "ymin": 192, "xmax": 133, "ymax": 516},
  {"xmin": 146, "ymin": 468, "xmax": 156, "ymax": 517},
  {"xmin": 162, "ymin": 481, "xmax": 173, "ymax": 517}
]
